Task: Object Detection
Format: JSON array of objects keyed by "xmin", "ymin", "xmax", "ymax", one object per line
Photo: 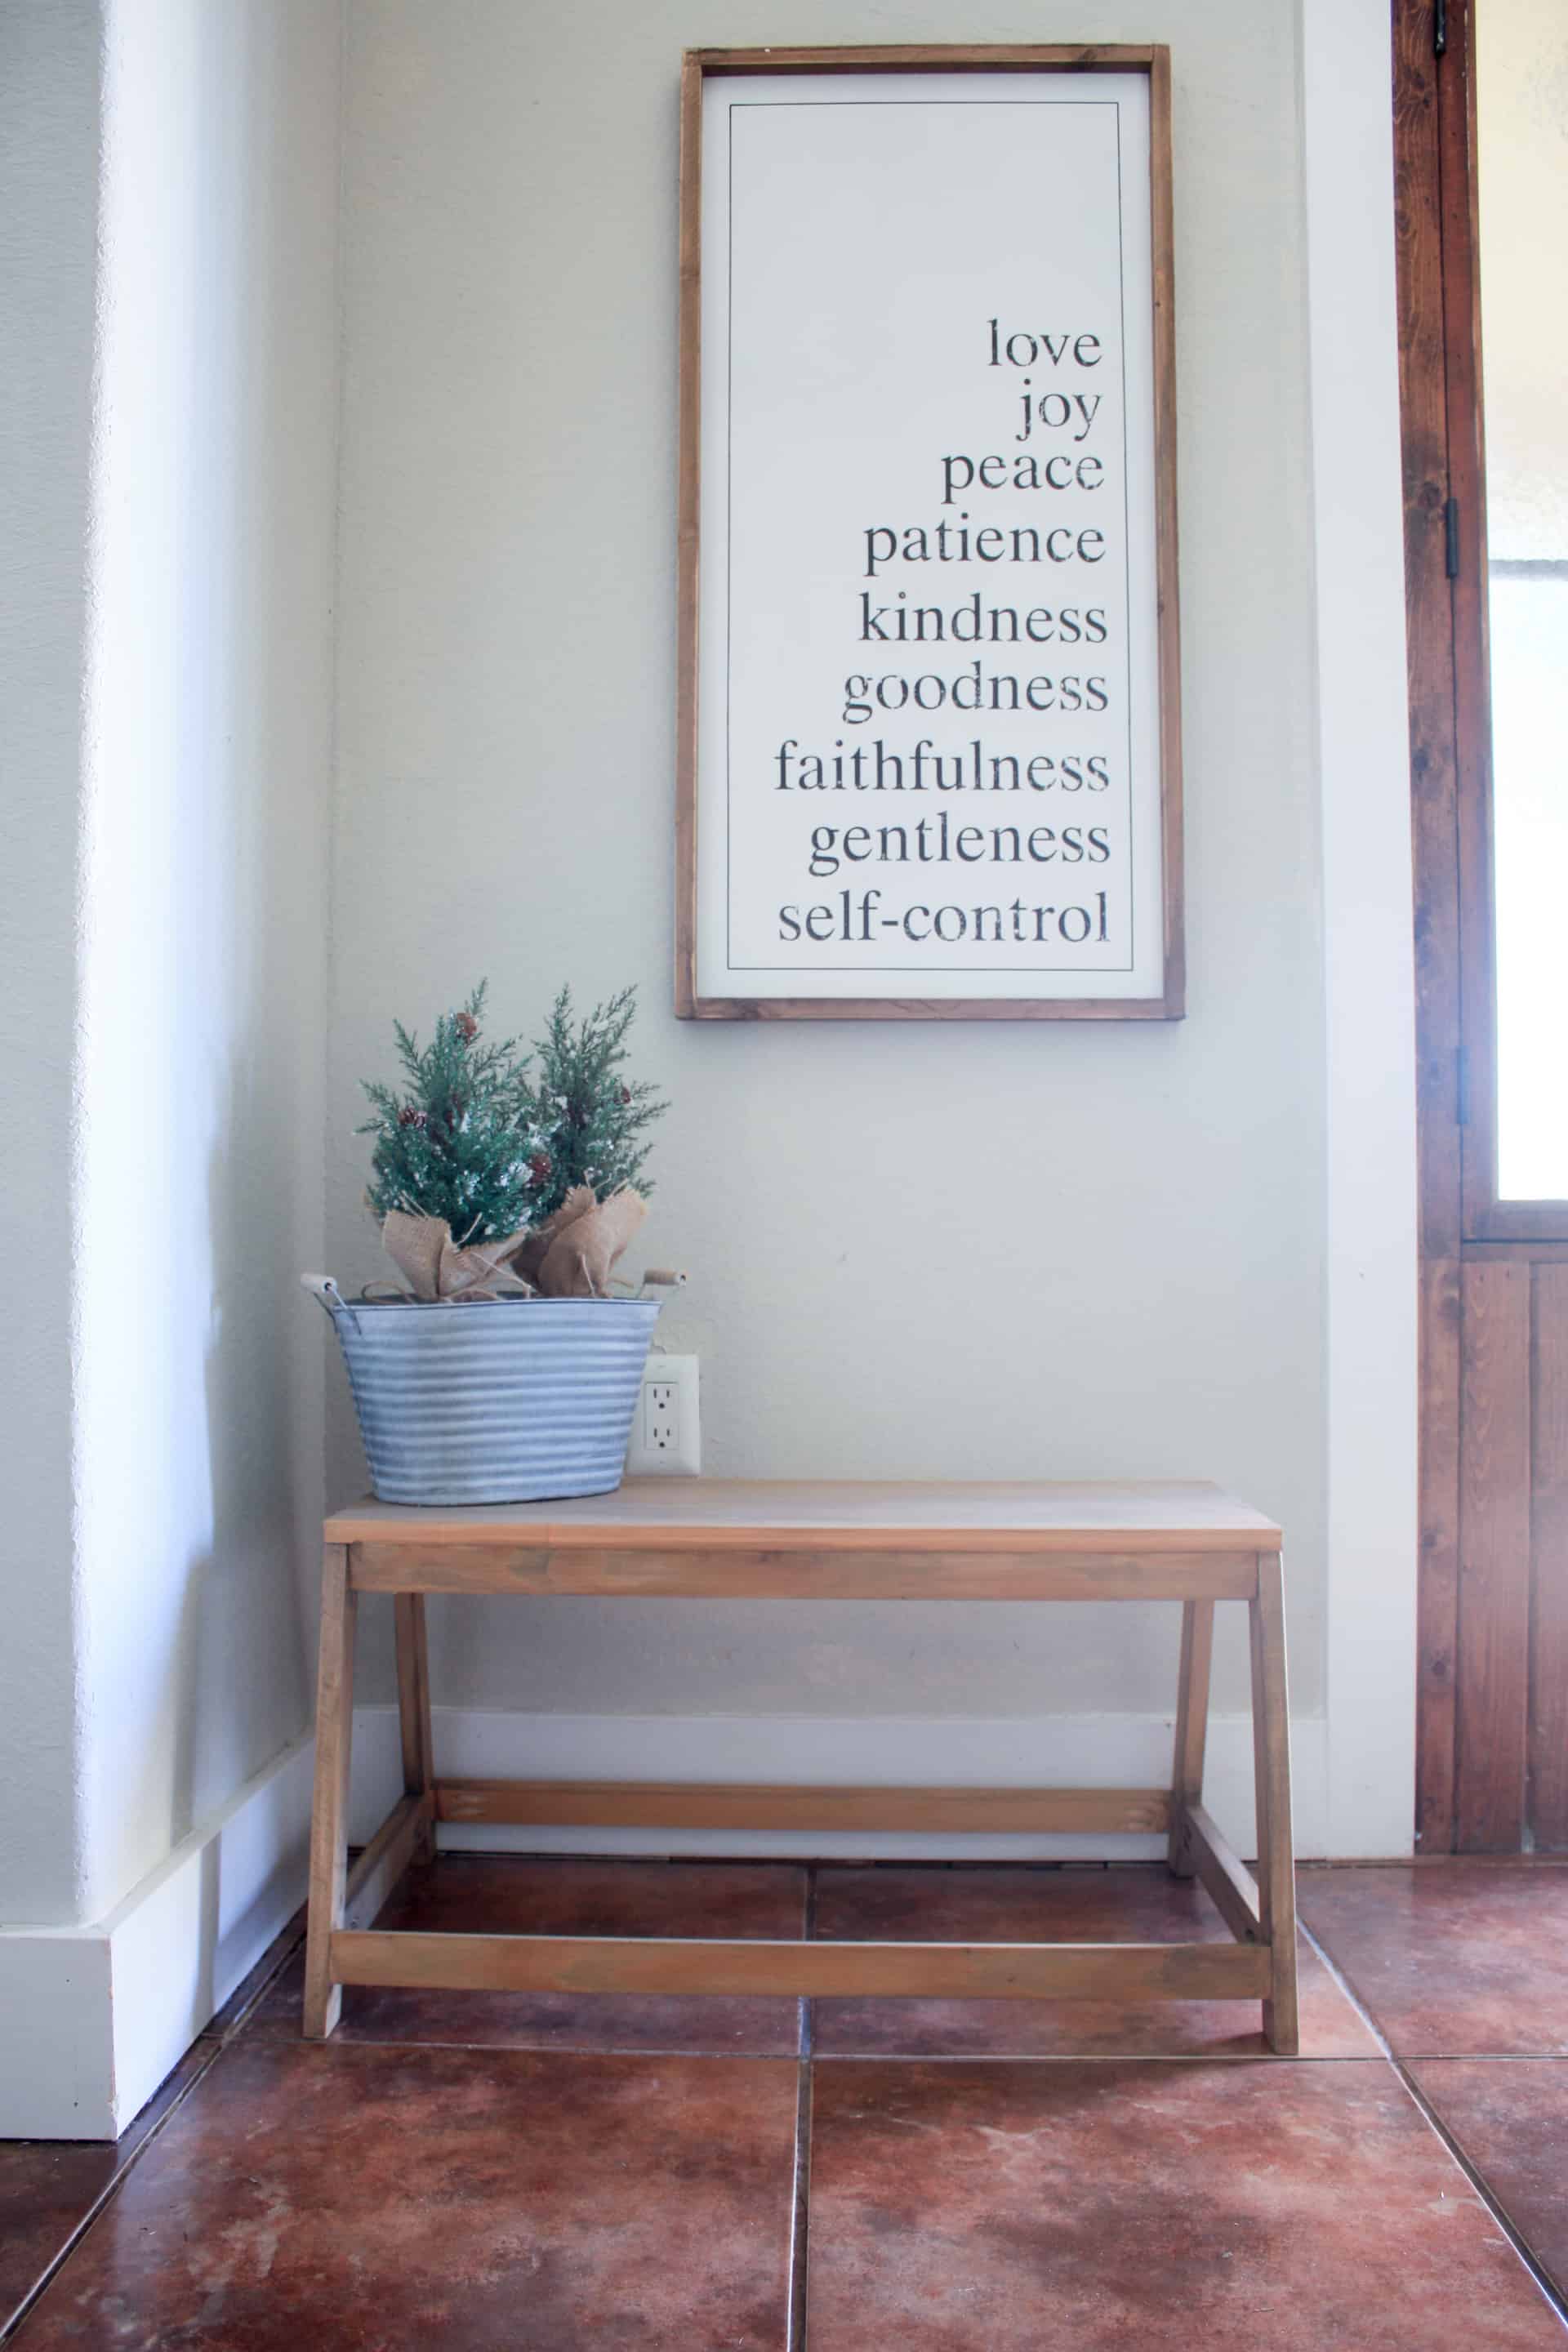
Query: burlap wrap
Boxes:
[
  {"xmin": 512, "ymin": 1185, "xmax": 648, "ymax": 1298},
  {"xmin": 378, "ymin": 1186, "xmax": 648, "ymax": 1303}
]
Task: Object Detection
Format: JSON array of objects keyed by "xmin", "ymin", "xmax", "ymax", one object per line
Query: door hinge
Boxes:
[
  {"xmin": 1445, "ymin": 497, "xmax": 1460, "ymax": 578},
  {"xmin": 1435, "ymin": 0, "xmax": 1448, "ymax": 55}
]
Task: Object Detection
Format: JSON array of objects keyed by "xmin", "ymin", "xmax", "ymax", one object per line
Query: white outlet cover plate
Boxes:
[{"xmin": 626, "ymin": 1352, "xmax": 702, "ymax": 1476}]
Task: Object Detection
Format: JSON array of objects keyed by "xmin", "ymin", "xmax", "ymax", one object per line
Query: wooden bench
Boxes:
[{"xmin": 305, "ymin": 1478, "xmax": 1298, "ymax": 2051}]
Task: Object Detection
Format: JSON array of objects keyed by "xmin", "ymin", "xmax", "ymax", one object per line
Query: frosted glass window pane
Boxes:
[
  {"xmin": 1477, "ymin": 0, "xmax": 1568, "ymax": 1200},
  {"xmin": 1491, "ymin": 572, "xmax": 1568, "ymax": 1199}
]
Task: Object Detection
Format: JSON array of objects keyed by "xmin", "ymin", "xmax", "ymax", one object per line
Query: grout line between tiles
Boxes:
[
  {"xmin": 792, "ymin": 1862, "xmax": 819, "ymax": 2347},
  {"xmin": 1302, "ymin": 1856, "xmax": 1568, "ymax": 1870},
  {"xmin": 283, "ymin": 2038, "xmax": 810, "ymax": 2060},
  {"xmin": 0, "ymin": 1923, "xmax": 308, "ymax": 2346},
  {"xmin": 196, "ymin": 2038, "xmax": 1393, "ymax": 2063},
  {"xmin": 213, "ymin": 1922, "xmax": 309, "ymax": 2045},
  {"xmin": 0, "ymin": 2052, "xmax": 224, "ymax": 2345},
  {"xmin": 800, "ymin": 1866, "xmax": 817, "ymax": 2063},
  {"xmin": 1399, "ymin": 2052, "xmax": 1568, "ymax": 2065},
  {"xmin": 806, "ymin": 2048, "xmax": 1383, "ymax": 2065},
  {"xmin": 1394, "ymin": 2070, "xmax": 1568, "ymax": 2335},
  {"xmin": 786, "ymin": 2057, "xmax": 813, "ymax": 2352},
  {"xmin": 1299, "ymin": 1921, "xmax": 1568, "ymax": 2331}
]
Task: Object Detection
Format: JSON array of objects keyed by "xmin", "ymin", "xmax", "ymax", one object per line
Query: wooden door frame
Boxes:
[
  {"xmin": 1396, "ymin": 0, "xmax": 1465, "ymax": 1852},
  {"xmin": 1398, "ymin": 0, "xmax": 1568, "ymax": 1851}
]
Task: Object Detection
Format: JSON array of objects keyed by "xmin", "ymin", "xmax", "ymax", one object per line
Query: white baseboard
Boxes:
[
  {"xmin": 350, "ymin": 1705, "xmax": 1331, "ymax": 1864},
  {"xmin": 1, "ymin": 1704, "xmax": 1331, "ymax": 2140},
  {"xmin": 0, "ymin": 1734, "xmax": 314, "ymax": 2140},
  {"xmin": 0, "ymin": 1934, "xmax": 115, "ymax": 2143}
]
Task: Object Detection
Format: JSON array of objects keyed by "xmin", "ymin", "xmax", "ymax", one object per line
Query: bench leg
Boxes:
[
  {"xmin": 304, "ymin": 1543, "xmax": 357, "ymax": 2039},
  {"xmin": 1250, "ymin": 1552, "xmax": 1299, "ymax": 2053},
  {"xmin": 1169, "ymin": 1598, "xmax": 1214, "ymax": 1877},
  {"xmin": 394, "ymin": 1593, "xmax": 436, "ymax": 1865}
]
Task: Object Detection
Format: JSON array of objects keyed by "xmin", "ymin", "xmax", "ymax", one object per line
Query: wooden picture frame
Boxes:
[{"xmin": 675, "ymin": 45, "xmax": 1183, "ymax": 1022}]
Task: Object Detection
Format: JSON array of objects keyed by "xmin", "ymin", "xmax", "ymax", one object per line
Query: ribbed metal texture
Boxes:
[{"xmin": 328, "ymin": 1297, "xmax": 660, "ymax": 1505}]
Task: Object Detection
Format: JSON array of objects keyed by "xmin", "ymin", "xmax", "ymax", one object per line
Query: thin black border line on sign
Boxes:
[
  {"xmin": 718, "ymin": 91, "xmax": 1139, "ymax": 982},
  {"xmin": 725, "ymin": 104, "xmax": 735, "ymax": 973},
  {"xmin": 1115, "ymin": 99, "xmax": 1137, "ymax": 969}
]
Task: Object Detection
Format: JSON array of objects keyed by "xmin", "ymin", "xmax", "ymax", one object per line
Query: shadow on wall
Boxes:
[
  {"xmin": 70, "ymin": 0, "xmax": 337, "ymax": 1917},
  {"xmin": 134, "ymin": 1073, "xmax": 320, "ymax": 1882}
]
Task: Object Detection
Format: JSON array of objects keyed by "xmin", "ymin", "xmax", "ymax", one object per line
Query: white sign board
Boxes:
[{"xmin": 676, "ymin": 51, "xmax": 1182, "ymax": 1020}]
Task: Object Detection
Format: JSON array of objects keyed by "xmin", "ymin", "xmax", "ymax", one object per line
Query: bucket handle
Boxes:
[{"xmin": 301, "ymin": 1273, "xmax": 360, "ymax": 1334}]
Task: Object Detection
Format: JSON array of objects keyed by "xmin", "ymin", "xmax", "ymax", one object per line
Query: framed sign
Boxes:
[{"xmin": 675, "ymin": 46, "xmax": 1183, "ymax": 1021}]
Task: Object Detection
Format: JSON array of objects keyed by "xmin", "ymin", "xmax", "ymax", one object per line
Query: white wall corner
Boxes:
[
  {"xmin": 0, "ymin": 1733, "xmax": 314, "ymax": 2140},
  {"xmin": 1301, "ymin": 0, "xmax": 1420, "ymax": 1857}
]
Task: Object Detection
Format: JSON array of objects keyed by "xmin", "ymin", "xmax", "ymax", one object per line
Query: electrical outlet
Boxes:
[{"xmin": 626, "ymin": 1352, "xmax": 701, "ymax": 1475}]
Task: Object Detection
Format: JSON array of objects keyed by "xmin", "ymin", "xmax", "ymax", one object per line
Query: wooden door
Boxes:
[{"xmin": 1397, "ymin": 0, "xmax": 1568, "ymax": 1851}]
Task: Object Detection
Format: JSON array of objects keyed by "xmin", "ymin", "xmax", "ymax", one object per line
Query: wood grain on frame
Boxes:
[
  {"xmin": 1397, "ymin": 0, "xmax": 1477, "ymax": 1851},
  {"xmin": 1396, "ymin": 0, "xmax": 1461, "ymax": 1271},
  {"xmin": 1167, "ymin": 1596, "xmax": 1214, "ymax": 1878},
  {"xmin": 349, "ymin": 1544, "xmax": 1261, "ymax": 1603},
  {"xmin": 1418, "ymin": 1258, "xmax": 1463, "ymax": 1851},
  {"xmin": 1398, "ymin": 0, "xmax": 1568, "ymax": 1853},
  {"xmin": 1440, "ymin": 0, "xmax": 1507, "ymax": 1245},
  {"xmin": 307, "ymin": 1489, "xmax": 1295, "ymax": 2048},
  {"xmin": 332, "ymin": 1927, "xmax": 1272, "ymax": 2002},
  {"xmin": 1528, "ymin": 1265, "xmax": 1568, "ymax": 1848},
  {"xmin": 434, "ymin": 1778, "xmax": 1173, "ymax": 1835},
  {"xmin": 1454, "ymin": 1261, "xmax": 1532, "ymax": 1850},
  {"xmin": 327, "ymin": 1476, "xmax": 1281, "ymax": 1548},
  {"xmin": 674, "ymin": 52, "xmax": 703, "ymax": 1018},
  {"xmin": 674, "ymin": 45, "xmax": 1183, "ymax": 1021},
  {"xmin": 1396, "ymin": 0, "xmax": 1463, "ymax": 1855}
]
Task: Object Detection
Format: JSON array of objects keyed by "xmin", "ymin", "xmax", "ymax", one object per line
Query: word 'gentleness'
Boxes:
[
  {"xmin": 774, "ymin": 738, "xmax": 1111, "ymax": 794},
  {"xmin": 803, "ymin": 816, "xmax": 1111, "ymax": 877},
  {"xmin": 778, "ymin": 891, "xmax": 1111, "ymax": 947}
]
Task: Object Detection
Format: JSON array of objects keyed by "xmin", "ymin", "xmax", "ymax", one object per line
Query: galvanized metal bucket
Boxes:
[{"xmin": 304, "ymin": 1281, "xmax": 659, "ymax": 1505}]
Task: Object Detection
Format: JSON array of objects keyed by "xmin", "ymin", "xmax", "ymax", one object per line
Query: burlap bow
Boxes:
[
  {"xmin": 511, "ymin": 1185, "xmax": 648, "ymax": 1298},
  {"xmin": 377, "ymin": 1185, "xmax": 648, "ymax": 1303},
  {"xmin": 378, "ymin": 1209, "xmax": 534, "ymax": 1302}
]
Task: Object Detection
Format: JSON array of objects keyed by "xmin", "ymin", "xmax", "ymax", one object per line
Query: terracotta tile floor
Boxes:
[
  {"xmin": 1298, "ymin": 1862, "xmax": 1568, "ymax": 2055},
  {"xmin": 248, "ymin": 1856, "xmax": 808, "ymax": 2056},
  {"xmin": 3, "ymin": 1859, "xmax": 1568, "ymax": 2347},
  {"xmin": 812, "ymin": 1863, "xmax": 1379, "ymax": 2057}
]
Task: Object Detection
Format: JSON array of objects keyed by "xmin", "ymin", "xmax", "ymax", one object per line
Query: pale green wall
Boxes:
[{"xmin": 327, "ymin": 0, "xmax": 1326, "ymax": 1729}]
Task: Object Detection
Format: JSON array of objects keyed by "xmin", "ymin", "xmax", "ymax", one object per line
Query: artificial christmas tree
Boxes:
[
  {"xmin": 305, "ymin": 981, "xmax": 674, "ymax": 1502},
  {"xmin": 355, "ymin": 982, "xmax": 666, "ymax": 1302}
]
